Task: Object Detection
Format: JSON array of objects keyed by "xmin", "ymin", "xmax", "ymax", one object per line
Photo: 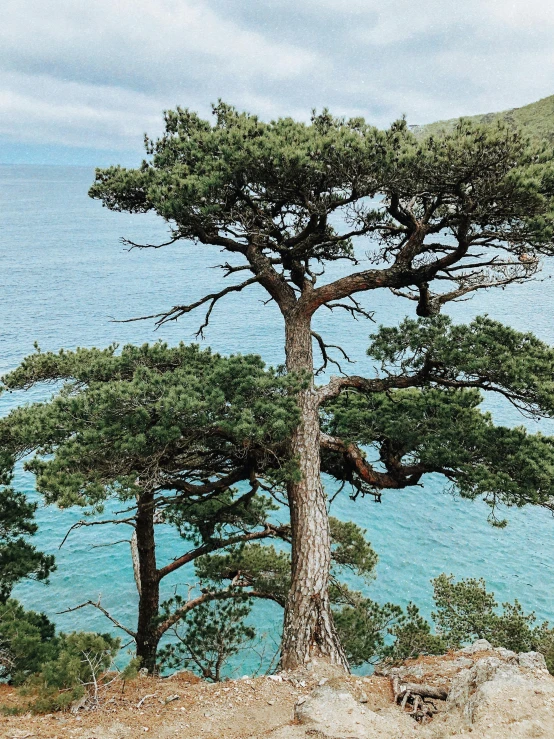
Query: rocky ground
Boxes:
[{"xmin": 2, "ymin": 641, "xmax": 554, "ymax": 738}]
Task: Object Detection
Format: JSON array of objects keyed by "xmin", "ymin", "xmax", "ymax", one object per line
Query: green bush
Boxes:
[
  {"xmin": 158, "ymin": 597, "xmax": 255, "ymax": 682},
  {"xmin": 376, "ymin": 575, "xmax": 554, "ymax": 671},
  {"xmin": 380, "ymin": 603, "xmax": 449, "ymax": 663},
  {"xmin": 0, "ymin": 599, "xmax": 127, "ymax": 713},
  {"xmin": 24, "ymin": 631, "xmax": 120, "ymax": 712},
  {"xmin": 0, "ymin": 599, "xmax": 57, "ymax": 685},
  {"xmin": 334, "ymin": 597, "xmax": 403, "ymax": 667}
]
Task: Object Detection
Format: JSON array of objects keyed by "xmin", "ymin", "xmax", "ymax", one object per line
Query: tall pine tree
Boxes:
[{"xmin": 84, "ymin": 109, "xmax": 554, "ymax": 667}]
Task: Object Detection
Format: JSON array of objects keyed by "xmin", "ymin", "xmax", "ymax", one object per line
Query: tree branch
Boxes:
[
  {"xmin": 114, "ymin": 277, "xmax": 260, "ymax": 335},
  {"xmin": 320, "ymin": 433, "xmax": 426, "ymax": 491},
  {"xmin": 157, "ymin": 588, "xmax": 279, "ymax": 636},
  {"xmin": 58, "ymin": 598, "xmax": 136, "ymax": 639},
  {"xmin": 316, "ymin": 373, "xmax": 425, "ymax": 405},
  {"xmin": 160, "ymin": 466, "xmax": 251, "ymax": 500},
  {"xmin": 156, "ymin": 523, "xmax": 290, "ymax": 581},
  {"xmin": 59, "ymin": 518, "xmax": 135, "ymax": 549},
  {"xmin": 311, "ymin": 331, "xmax": 354, "ymax": 376},
  {"xmin": 120, "ymin": 235, "xmax": 181, "ymax": 251}
]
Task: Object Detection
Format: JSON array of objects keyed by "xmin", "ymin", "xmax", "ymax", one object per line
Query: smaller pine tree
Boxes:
[{"xmin": 158, "ymin": 596, "xmax": 255, "ymax": 682}]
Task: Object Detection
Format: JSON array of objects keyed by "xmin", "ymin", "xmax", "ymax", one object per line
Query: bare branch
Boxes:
[
  {"xmin": 324, "ymin": 295, "xmax": 375, "ymax": 321},
  {"xmin": 121, "ymin": 235, "xmax": 181, "ymax": 251},
  {"xmin": 58, "ymin": 598, "xmax": 136, "ymax": 639},
  {"xmin": 311, "ymin": 331, "xmax": 354, "ymax": 376},
  {"xmin": 59, "ymin": 518, "xmax": 135, "ymax": 549},
  {"xmin": 112, "ymin": 277, "xmax": 260, "ymax": 335}
]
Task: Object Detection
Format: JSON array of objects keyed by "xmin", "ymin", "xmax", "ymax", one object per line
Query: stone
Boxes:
[
  {"xmin": 293, "ymin": 684, "xmax": 417, "ymax": 739},
  {"xmin": 493, "ymin": 647, "xmax": 518, "ymax": 662},
  {"xmin": 518, "ymin": 652, "xmax": 548, "ymax": 672},
  {"xmin": 460, "ymin": 639, "xmax": 493, "ymax": 654}
]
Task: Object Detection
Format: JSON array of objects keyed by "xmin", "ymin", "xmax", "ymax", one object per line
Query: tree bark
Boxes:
[
  {"xmin": 134, "ymin": 490, "xmax": 160, "ymax": 674},
  {"xmin": 280, "ymin": 311, "xmax": 348, "ymax": 671}
]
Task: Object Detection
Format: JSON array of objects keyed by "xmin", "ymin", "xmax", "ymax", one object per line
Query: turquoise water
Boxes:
[{"xmin": 2, "ymin": 164, "xmax": 554, "ymax": 672}]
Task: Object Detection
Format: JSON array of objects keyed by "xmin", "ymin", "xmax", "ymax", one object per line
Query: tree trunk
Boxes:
[
  {"xmin": 280, "ymin": 312, "xmax": 348, "ymax": 671},
  {"xmin": 134, "ymin": 490, "xmax": 160, "ymax": 674}
]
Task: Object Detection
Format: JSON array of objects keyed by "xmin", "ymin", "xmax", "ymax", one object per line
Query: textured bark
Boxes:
[
  {"xmin": 134, "ymin": 491, "xmax": 160, "ymax": 674},
  {"xmin": 130, "ymin": 530, "xmax": 142, "ymax": 596},
  {"xmin": 280, "ymin": 312, "xmax": 348, "ymax": 670}
]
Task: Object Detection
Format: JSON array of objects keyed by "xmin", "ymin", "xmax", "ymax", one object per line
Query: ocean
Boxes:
[{"xmin": 2, "ymin": 163, "xmax": 554, "ymax": 674}]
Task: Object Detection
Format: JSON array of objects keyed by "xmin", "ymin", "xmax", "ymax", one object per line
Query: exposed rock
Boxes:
[
  {"xmin": 291, "ymin": 683, "xmax": 418, "ymax": 739},
  {"xmin": 431, "ymin": 648, "xmax": 554, "ymax": 738},
  {"xmin": 494, "ymin": 647, "xmax": 518, "ymax": 662},
  {"xmin": 460, "ymin": 638, "xmax": 493, "ymax": 653},
  {"xmin": 518, "ymin": 651, "xmax": 548, "ymax": 671},
  {"xmin": 273, "ymin": 644, "xmax": 554, "ymax": 738}
]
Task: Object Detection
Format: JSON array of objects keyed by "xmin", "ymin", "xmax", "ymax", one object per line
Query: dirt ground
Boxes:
[
  {"xmin": 0, "ymin": 668, "xmax": 392, "ymax": 739},
  {"xmin": 2, "ymin": 648, "xmax": 544, "ymax": 739}
]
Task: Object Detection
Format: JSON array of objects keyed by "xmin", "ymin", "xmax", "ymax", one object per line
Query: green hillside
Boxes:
[{"xmin": 415, "ymin": 94, "xmax": 554, "ymax": 144}]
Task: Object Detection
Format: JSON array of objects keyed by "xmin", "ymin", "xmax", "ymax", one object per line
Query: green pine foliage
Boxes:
[
  {"xmin": 0, "ymin": 599, "xmax": 57, "ymax": 685},
  {"xmin": 195, "ymin": 516, "xmax": 379, "ymax": 606},
  {"xmin": 333, "ymin": 597, "xmax": 404, "ymax": 668},
  {"xmin": 158, "ymin": 597, "xmax": 255, "ymax": 682},
  {"xmin": 0, "ymin": 452, "xmax": 55, "ymax": 602},
  {"xmin": 24, "ymin": 631, "xmax": 120, "ymax": 713},
  {"xmin": 0, "ymin": 600, "xmax": 127, "ymax": 714},
  {"xmin": 0, "ymin": 486, "xmax": 55, "ymax": 601},
  {"xmin": 368, "ymin": 315, "xmax": 554, "ymax": 417},
  {"xmin": 88, "ymin": 103, "xmax": 554, "ymax": 261},
  {"xmin": 0, "ymin": 342, "xmax": 302, "ymax": 668},
  {"xmin": 1, "ymin": 343, "xmax": 300, "ymax": 510},
  {"xmin": 380, "ymin": 603, "xmax": 449, "ymax": 664},
  {"xmin": 431, "ymin": 574, "xmax": 554, "ymax": 660},
  {"xmin": 321, "ymin": 315, "xmax": 554, "ymax": 521},
  {"xmin": 373, "ymin": 575, "xmax": 554, "ymax": 673}
]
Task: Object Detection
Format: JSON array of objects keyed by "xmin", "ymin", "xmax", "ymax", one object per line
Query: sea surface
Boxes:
[{"xmin": 2, "ymin": 164, "xmax": 554, "ymax": 674}]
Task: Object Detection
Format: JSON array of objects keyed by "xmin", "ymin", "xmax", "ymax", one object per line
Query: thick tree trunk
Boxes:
[
  {"xmin": 280, "ymin": 312, "xmax": 348, "ymax": 671},
  {"xmin": 134, "ymin": 491, "xmax": 160, "ymax": 674}
]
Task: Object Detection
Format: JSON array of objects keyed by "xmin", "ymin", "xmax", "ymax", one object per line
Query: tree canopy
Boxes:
[
  {"xmin": 0, "ymin": 452, "xmax": 55, "ymax": 603},
  {"xmin": 90, "ymin": 105, "xmax": 554, "ymax": 329}
]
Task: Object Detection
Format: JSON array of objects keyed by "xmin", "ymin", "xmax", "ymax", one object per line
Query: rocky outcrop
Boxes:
[{"xmin": 270, "ymin": 642, "xmax": 554, "ymax": 738}]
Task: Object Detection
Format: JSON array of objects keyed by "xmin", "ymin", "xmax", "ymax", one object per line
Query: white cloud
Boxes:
[
  {"xmin": 0, "ymin": 0, "xmax": 553, "ymax": 158},
  {"xmin": 0, "ymin": 0, "xmax": 320, "ymax": 89},
  {"xmin": 0, "ymin": 72, "xmax": 166, "ymax": 150}
]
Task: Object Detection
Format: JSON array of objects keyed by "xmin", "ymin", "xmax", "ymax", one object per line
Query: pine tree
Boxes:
[
  {"xmin": 0, "ymin": 454, "xmax": 54, "ymax": 603},
  {"xmin": 1, "ymin": 342, "xmax": 395, "ymax": 674},
  {"xmin": 1, "ymin": 343, "xmax": 299, "ymax": 673},
  {"xmin": 88, "ymin": 106, "xmax": 554, "ymax": 669}
]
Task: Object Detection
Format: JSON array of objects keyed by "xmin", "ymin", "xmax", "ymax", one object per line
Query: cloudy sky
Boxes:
[{"xmin": 2, "ymin": 0, "xmax": 554, "ymax": 165}]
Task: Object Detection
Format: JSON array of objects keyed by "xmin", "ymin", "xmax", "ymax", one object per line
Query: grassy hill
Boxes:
[{"xmin": 415, "ymin": 94, "xmax": 554, "ymax": 144}]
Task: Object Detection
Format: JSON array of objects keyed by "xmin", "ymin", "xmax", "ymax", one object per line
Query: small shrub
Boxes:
[
  {"xmin": 0, "ymin": 599, "xmax": 57, "ymax": 685},
  {"xmin": 334, "ymin": 597, "xmax": 403, "ymax": 667},
  {"xmin": 24, "ymin": 631, "xmax": 120, "ymax": 712},
  {"xmin": 158, "ymin": 596, "xmax": 255, "ymax": 682},
  {"xmin": 380, "ymin": 603, "xmax": 448, "ymax": 663}
]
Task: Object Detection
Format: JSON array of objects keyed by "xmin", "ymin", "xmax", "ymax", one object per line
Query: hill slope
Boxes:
[{"xmin": 415, "ymin": 94, "xmax": 554, "ymax": 143}]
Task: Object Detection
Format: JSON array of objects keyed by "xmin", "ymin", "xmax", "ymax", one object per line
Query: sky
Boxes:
[{"xmin": 1, "ymin": 0, "xmax": 554, "ymax": 165}]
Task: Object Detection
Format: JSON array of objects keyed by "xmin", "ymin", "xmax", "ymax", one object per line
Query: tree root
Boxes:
[{"xmin": 391, "ymin": 676, "xmax": 448, "ymax": 722}]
